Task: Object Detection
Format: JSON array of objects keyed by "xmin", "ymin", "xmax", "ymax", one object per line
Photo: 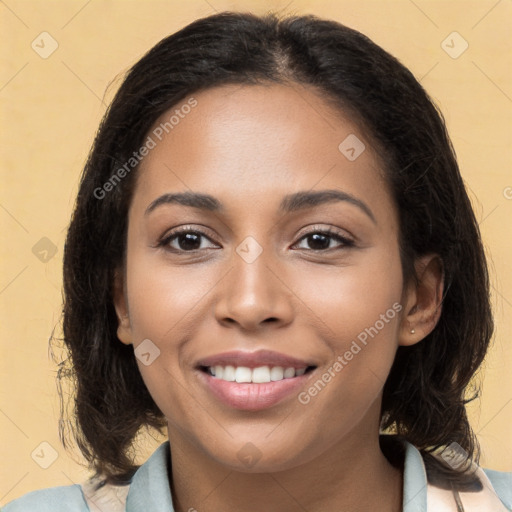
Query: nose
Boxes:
[{"xmin": 213, "ymin": 245, "xmax": 295, "ymax": 332}]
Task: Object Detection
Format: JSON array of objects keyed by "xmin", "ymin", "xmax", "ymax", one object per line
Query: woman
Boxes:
[{"xmin": 5, "ymin": 11, "xmax": 511, "ymax": 512}]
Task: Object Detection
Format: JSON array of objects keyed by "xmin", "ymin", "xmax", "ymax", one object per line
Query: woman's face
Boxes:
[{"xmin": 115, "ymin": 83, "xmax": 417, "ymax": 471}]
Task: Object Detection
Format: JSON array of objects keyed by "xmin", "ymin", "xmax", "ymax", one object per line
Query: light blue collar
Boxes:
[
  {"xmin": 126, "ymin": 441, "xmax": 174, "ymax": 511},
  {"xmin": 402, "ymin": 440, "xmax": 429, "ymax": 511},
  {"xmin": 126, "ymin": 437, "xmax": 431, "ymax": 511}
]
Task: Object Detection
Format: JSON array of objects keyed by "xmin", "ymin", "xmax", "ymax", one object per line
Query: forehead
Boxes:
[{"xmin": 132, "ymin": 83, "xmax": 394, "ymax": 221}]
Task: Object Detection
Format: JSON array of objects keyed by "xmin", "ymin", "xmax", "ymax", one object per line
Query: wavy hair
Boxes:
[{"xmin": 57, "ymin": 11, "xmax": 493, "ymax": 488}]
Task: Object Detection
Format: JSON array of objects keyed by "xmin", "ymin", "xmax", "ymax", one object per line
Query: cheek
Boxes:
[
  {"xmin": 293, "ymin": 246, "xmax": 404, "ymax": 349},
  {"xmin": 125, "ymin": 253, "xmax": 217, "ymax": 342},
  {"xmin": 123, "ymin": 250, "xmax": 227, "ymax": 420},
  {"xmin": 291, "ymin": 247, "xmax": 404, "ymax": 415}
]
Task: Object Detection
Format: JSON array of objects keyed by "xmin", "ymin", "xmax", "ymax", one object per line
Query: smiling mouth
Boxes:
[{"xmin": 199, "ymin": 365, "xmax": 317, "ymax": 383}]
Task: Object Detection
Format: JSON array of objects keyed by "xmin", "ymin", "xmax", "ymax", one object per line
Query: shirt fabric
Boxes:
[{"xmin": 4, "ymin": 437, "xmax": 511, "ymax": 511}]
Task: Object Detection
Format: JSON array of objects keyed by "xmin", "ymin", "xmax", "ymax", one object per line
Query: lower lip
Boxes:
[{"xmin": 197, "ymin": 370, "xmax": 312, "ymax": 411}]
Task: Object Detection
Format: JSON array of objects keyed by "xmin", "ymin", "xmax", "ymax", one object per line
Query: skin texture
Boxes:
[{"xmin": 114, "ymin": 83, "xmax": 443, "ymax": 512}]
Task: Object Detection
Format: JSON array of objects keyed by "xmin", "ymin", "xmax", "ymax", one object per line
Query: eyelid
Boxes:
[
  {"xmin": 158, "ymin": 223, "xmax": 355, "ymax": 253},
  {"xmin": 295, "ymin": 224, "xmax": 354, "ymax": 242},
  {"xmin": 292, "ymin": 226, "xmax": 355, "ymax": 251},
  {"xmin": 158, "ymin": 224, "xmax": 219, "ymax": 248}
]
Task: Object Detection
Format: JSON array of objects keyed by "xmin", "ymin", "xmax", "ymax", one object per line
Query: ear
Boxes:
[
  {"xmin": 113, "ymin": 267, "xmax": 134, "ymax": 345},
  {"xmin": 398, "ymin": 254, "xmax": 444, "ymax": 347}
]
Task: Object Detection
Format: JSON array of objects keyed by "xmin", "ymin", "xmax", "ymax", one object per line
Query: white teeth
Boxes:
[
  {"xmin": 223, "ymin": 365, "xmax": 236, "ymax": 382},
  {"xmin": 283, "ymin": 367, "xmax": 295, "ymax": 378},
  {"xmin": 252, "ymin": 366, "xmax": 270, "ymax": 383},
  {"xmin": 270, "ymin": 366, "xmax": 284, "ymax": 381},
  {"xmin": 235, "ymin": 367, "xmax": 252, "ymax": 383},
  {"xmin": 207, "ymin": 365, "xmax": 308, "ymax": 383}
]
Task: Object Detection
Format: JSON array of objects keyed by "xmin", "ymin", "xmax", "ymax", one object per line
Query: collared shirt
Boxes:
[{"xmin": 4, "ymin": 438, "xmax": 511, "ymax": 511}]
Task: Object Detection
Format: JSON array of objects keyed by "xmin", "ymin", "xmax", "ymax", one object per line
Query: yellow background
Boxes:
[{"xmin": 1, "ymin": 0, "xmax": 511, "ymax": 504}]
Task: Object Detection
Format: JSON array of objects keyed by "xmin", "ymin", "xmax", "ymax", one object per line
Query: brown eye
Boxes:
[
  {"xmin": 293, "ymin": 230, "xmax": 354, "ymax": 251},
  {"xmin": 159, "ymin": 228, "xmax": 218, "ymax": 252}
]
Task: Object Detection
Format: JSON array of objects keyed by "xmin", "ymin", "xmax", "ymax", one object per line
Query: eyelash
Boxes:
[{"xmin": 157, "ymin": 225, "xmax": 355, "ymax": 254}]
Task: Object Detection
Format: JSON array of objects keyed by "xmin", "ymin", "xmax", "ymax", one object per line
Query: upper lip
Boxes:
[{"xmin": 196, "ymin": 349, "xmax": 316, "ymax": 369}]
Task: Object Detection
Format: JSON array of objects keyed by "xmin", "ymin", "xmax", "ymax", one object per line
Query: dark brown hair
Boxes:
[{"xmin": 57, "ymin": 11, "xmax": 492, "ymax": 488}]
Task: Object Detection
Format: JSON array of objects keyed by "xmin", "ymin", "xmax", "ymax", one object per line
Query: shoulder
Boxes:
[
  {"xmin": 426, "ymin": 466, "xmax": 512, "ymax": 512},
  {"xmin": 2, "ymin": 476, "xmax": 131, "ymax": 512},
  {"xmin": 392, "ymin": 436, "xmax": 512, "ymax": 511},
  {"xmin": 2, "ymin": 484, "xmax": 89, "ymax": 512},
  {"xmin": 80, "ymin": 475, "xmax": 130, "ymax": 511},
  {"xmin": 483, "ymin": 468, "xmax": 512, "ymax": 510},
  {"xmin": 1, "ymin": 442, "xmax": 168, "ymax": 512}
]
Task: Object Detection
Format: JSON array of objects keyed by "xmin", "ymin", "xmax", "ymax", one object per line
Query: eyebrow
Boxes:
[{"xmin": 145, "ymin": 189, "xmax": 376, "ymax": 224}]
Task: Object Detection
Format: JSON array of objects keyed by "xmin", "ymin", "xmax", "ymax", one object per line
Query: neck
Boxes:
[{"xmin": 167, "ymin": 426, "xmax": 403, "ymax": 512}]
